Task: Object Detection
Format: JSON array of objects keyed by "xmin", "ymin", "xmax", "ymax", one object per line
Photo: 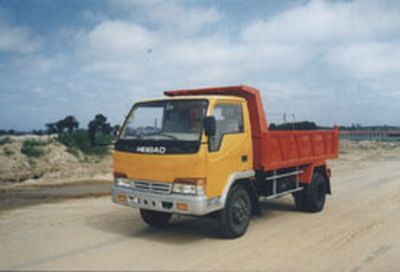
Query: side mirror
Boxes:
[{"xmin": 204, "ymin": 116, "xmax": 216, "ymax": 137}]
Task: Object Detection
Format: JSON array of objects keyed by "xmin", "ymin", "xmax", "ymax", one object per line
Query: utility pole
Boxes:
[{"xmin": 292, "ymin": 113, "xmax": 295, "ymax": 130}]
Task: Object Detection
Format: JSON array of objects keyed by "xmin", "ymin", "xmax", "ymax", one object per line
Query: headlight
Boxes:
[
  {"xmin": 115, "ymin": 178, "xmax": 131, "ymax": 188},
  {"xmin": 172, "ymin": 178, "xmax": 206, "ymax": 196},
  {"xmin": 172, "ymin": 183, "xmax": 196, "ymax": 195},
  {"xmin": 114, "ymin": 172, "xmax": 130, "ymax": 188}
]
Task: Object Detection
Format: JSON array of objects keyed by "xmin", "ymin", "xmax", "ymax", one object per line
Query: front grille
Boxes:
[{"xmin": 130, "ymin": 180, "xmax": 172, "ymax": 194}]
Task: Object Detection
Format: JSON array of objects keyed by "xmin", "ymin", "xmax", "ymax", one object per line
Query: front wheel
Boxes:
[
  {"xmin": 140, "ymin": 209, "xmax": 172, "ymax": 227},
  {"xmin": 218, "ymin": 185, "xmax": 252, "ymax": 238}
]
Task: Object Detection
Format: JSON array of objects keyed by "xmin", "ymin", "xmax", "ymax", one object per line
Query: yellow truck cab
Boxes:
[
  {"xmin": 112, "ymin": 85, "xmax": 338, "ymax": 238},
  {"xmin": 113, "ymin": 95, "xmax": 253, "ymax": 211}
]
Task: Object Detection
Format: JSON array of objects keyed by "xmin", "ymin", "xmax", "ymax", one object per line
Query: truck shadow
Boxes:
[
  {"xmin": 87, "ymin": 199, "xmax": 297, "ymax": 244},
  {"xmin": 259, "ymin": 199, "xmax": 298, "ymax": 213},
  {"xmin": 86, "ymin": 208, "xmax": 222, "ymax": 244},
  {"xmin": 133, "ymin": 217, "xmax": 222, "ymax": 242}
]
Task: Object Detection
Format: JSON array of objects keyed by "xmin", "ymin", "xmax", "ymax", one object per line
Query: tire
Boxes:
[
  {"xmin": 293, "ymin": 190, "xmax": 307, "ymax": 211},
  {"xmin": 140, "ymin": 209, "xmax": 172, "ymax": 227},
  {"xmin": 218, "ymin": 185, "xmax": 252, "ymax": 238},
  {"xmin": 294, "ymin": 172, "xmax": 327, "ymax": 213}
]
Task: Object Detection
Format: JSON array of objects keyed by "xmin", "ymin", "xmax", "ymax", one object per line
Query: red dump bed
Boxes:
[
  {"xmin": 263, "ymin": 130, "xmax": 338, "ymax": 170},
  {"xmin": 165, "ymin": 85, "xmax": 339, "ymax": 171}
]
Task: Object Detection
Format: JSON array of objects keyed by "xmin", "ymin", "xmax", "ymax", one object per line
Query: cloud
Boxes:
[
  {"xmin": 10, "ymin": 54, "xmax": 67, "ymax": 75},
  {"xmin": 236, "ymin": 0, "xmax": 400, "ymax": 120},
  {"xmin": 149, "ymin": 3, "xmax": 221, "ymax": 35},
  {"xmin": 1, "ymin": 0, "xmax": 400, "ymax": 130},
  {"xmin": 83, "ymin": 20, "xmax": 156, "ymax": 55},
  {"xmin": 71, "ymin": 0, "xmax": 400, "ymax": 125},
  {"xmin": 0, "ymin": 12, "xmax": 42, "ymax": 54},
  {"xmin": 238, "ymin": 0, "xmax": 400, "ymax": 79},
  {"xmin": 326, "ymin": 42, "xmax": 400, "ymax": 80},
  {"xmin": 113, "ymin": 0, "xmax": 222, "ymax": 35},
  {"xmin": 241, "ymin": 0, "xmax": 400, "ymax": 44}
]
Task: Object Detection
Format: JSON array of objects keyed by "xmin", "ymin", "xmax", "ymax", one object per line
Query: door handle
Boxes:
[{"xmin": 241, "ymin": 155, "xmax": 248, "ymax": 162}]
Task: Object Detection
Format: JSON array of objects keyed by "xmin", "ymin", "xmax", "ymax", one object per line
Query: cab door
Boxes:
[{"xmin": 206, "ymin": 100, "xmax": 253, "ymax": 198}]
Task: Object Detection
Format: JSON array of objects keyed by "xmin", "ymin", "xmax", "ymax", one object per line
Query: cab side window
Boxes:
[{"xmin": 209, "ymin": 103, "xmax": 244, "ymax": 152}]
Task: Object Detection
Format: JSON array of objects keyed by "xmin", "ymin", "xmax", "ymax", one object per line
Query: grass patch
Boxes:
[
  {"xmin": 57, "ymin": 131, "xmax": 113, "ymax": 157},
  {"xmin": 0, "ymin": 137, "xmax": 13, "ymax": 145},
  {"xmin": 21, "ymin": 139, "xmax": 47, "ymax": 158}
]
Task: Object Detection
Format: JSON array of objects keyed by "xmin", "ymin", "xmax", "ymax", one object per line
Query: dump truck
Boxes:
[{"xmin": 112, "ymin": 85, "xmax": 339, "ymax": 238}]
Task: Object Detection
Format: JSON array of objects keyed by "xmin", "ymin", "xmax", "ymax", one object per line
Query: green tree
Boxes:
[
  {"xmin": 63, "ymin": 115, "xmax": 79, "ymax": 133},
  {"xmin": 88, "ymin": 114, "xmax": 112, "ymax": 145},
  {"xmin": 47, "ymin": 115, "xmax": 79, "ymax": 134},
  {"xmin": 45, "ymin": 123, "xmax": 57, "ymax": 134}
]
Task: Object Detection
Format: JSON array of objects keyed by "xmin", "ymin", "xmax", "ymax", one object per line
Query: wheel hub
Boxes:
[{"xmin": 232, "ymin": 198, "xmax": 249, "ymax": 224}]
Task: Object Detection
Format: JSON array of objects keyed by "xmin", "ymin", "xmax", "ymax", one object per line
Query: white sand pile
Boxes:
[{"xmin": 0, "ymin": 135, "xmax": 111, "ymax": 185}]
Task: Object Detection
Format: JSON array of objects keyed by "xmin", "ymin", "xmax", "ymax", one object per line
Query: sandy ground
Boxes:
[{"xmin": 1, "ymin": 149, "xmax": 400, "ymax": 271}]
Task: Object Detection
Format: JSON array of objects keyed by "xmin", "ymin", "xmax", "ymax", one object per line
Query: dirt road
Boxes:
[{"xmin": 1, "ymin": 151, "xmax": 400, "ymax": 271}]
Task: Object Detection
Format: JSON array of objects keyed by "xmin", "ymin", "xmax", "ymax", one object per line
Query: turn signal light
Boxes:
[
  {"xmin": 118, "ymin": 194, "xmax": 127, "ymax": 203},
  {"xmin": 176, "ymin": 203, "xmax": 188, "ymax": 211}
]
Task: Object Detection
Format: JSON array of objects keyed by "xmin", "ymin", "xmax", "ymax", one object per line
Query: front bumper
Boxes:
[{"xmin": 112, "ymin": 186, "xmax": 222, "ymax": 216}]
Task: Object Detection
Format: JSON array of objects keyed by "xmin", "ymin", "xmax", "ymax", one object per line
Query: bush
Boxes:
[
  {"xmin": 0, "ymin": 137, "xmax": 13, "ymax": 145},
  {"xmin": 57, "ymin": 130, "xmax": 113, "ymax": 157},
  {"xmin": 21, "ymin": 140, "xmax": 47, "ymax": 158}
]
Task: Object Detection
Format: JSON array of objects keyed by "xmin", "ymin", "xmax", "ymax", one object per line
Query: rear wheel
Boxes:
[
  {"xmin": 294, "ymin": 172, "xmax": 327, "ymax": 212},
  {"xmin": 140, "ymin": 209, "xmax": 172, "ymax": 227},
  {"xmin": 218, "ymin": 185, "xmax": 252, "ymax": 238},
  {"xmin": 294, "ymin": 191, "xmax": 306, "ymax": 211}
]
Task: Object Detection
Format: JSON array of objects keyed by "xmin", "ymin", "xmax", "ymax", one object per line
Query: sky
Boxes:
[{"xmin": 0, "ymin": 0, "xmax": 399, "ymax": 131}]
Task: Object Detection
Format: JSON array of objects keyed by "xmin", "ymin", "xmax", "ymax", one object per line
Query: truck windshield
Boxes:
[{"xmin": 120, "ymin": 100, "xmax": 208, "ymax": 142}]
